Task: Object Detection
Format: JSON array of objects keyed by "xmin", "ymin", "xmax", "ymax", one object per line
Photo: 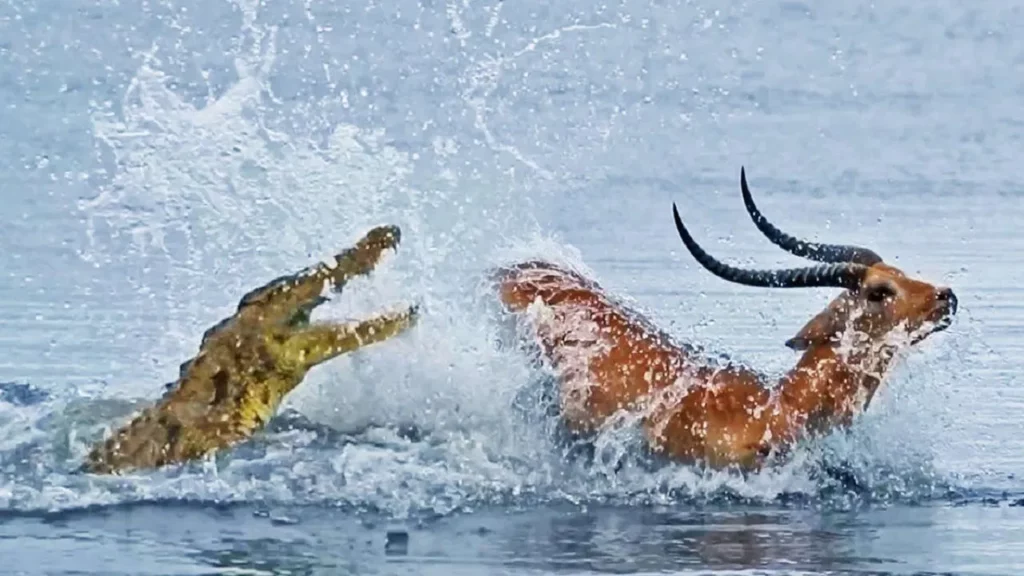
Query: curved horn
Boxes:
[
  {"xmin": 739, "ymin": 167, "xmax": 883, "ymax": 266},
  {"xmin": 672, "ymin": 203, "xmax": 867, "ymax": 290}
]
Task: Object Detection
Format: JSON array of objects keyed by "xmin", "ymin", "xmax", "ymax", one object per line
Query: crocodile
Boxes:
[{"xmin": 82, "ymin": 224, "xmax": 418, "ymax": 474}]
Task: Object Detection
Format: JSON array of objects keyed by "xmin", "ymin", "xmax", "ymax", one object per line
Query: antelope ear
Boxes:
[{"xmin": 785, "ymin": 292, "xmax": 855, "ymax": 351}]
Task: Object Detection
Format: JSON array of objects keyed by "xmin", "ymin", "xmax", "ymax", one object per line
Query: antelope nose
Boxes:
[{"xmin": 938, "ymin": 288, "xmax": 958, "ymax": 314}]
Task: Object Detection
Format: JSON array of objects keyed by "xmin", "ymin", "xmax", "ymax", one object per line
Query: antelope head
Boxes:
[{"xmin": 672, "ymin": 168, "xmax": 958, "ymax": 364}]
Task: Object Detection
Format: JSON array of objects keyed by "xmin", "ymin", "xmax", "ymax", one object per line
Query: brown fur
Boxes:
[
  {"xmin": 82, "ymin": 225, "xmax": 418, "ymax": 475},
  {"xmin": 494, "ymin": 254, "xmax": 956, "ymax": 471}
]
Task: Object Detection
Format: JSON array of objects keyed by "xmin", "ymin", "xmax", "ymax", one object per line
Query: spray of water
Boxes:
[
  {"xmin": 0, "ymin": 0, "xmax": 971, "ymax": 516},
  {"xmin": 54, "ymin": 0, "xmax": 583, "ymax": 516}
]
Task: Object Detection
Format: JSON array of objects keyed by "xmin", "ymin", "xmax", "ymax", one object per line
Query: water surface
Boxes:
[{"xmin": 1, "ymin": 0, "xmax": 1023, "ymax": 574}]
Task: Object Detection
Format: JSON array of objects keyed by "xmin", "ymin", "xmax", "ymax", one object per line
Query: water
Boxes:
[{"xmin": 1, "ymin": 0, "xmax": 1022, "ymax": 573}]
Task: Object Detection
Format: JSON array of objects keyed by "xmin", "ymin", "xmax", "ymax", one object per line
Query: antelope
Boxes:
[
  {"xmin": 82, "ymin": 225, "xmax": 418, "ymax": 474},
  {"xmin": 494, "ymin": 168, "xmax": 958, "ymax": 471}
]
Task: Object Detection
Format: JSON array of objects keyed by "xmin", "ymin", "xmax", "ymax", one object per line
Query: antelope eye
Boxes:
[{"xmin": 865, "ymin": 284, "xmax": 894, "ymax": 303}]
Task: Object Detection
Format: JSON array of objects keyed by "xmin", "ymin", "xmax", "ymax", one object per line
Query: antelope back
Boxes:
[{"xmin": 494, "ymin": 261, "xmax": 690, "ymax": 434}]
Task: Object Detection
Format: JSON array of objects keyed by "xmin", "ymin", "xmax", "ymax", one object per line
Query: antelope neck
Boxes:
[{"xmin": 773, "ymin": 340, "xmax": 899, "ymax": 436}]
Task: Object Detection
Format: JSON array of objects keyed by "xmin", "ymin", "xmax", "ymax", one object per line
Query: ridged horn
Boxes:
[
  {"xmin": 739, "ymin": 167, "xmax": 883, "ymax": 266},
  {"xmin": 672, "ymin": 203, "xmax": 867, "ymax": 290}
]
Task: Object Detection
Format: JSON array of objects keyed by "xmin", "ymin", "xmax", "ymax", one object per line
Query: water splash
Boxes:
[
  {"xmin": 0, "ymin": 0, "xmax": 972, "ymax": 518},
  {"xmin": 61, "ymin": 0, "xmax": 564, "ymax": 517}
]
